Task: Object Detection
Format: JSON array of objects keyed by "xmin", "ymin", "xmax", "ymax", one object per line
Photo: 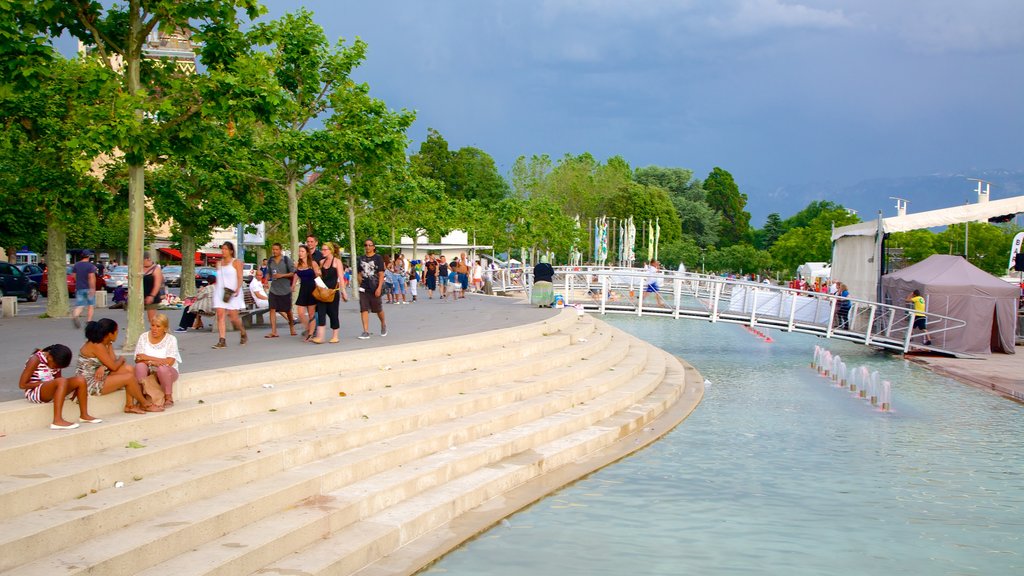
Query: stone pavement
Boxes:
[
  {"xmin": 0, "ymin": 293, "xmax": 555, "ymax": 402},
  {"xmin": 908, "ymin": 349, "xmax": 1024, "ymax": 403}
]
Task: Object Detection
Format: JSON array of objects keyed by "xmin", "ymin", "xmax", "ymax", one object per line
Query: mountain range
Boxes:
[{"xmin": 746, "ymin": 169, "xmax": 1024, "ymax": 227}]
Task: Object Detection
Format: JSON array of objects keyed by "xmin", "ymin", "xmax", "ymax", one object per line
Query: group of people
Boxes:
[{"xmin": 20, "ymin": 315, "xmax": 181, "ymax": 430}]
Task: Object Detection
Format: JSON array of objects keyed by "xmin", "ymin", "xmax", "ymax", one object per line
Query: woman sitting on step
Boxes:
[
  {"xmin": 134, "ymin": 313, "xmax": 182, "ymax": 408},
  {"xmin": 77, "ymin": 318, "xmax": 163, "ymax": 414}
]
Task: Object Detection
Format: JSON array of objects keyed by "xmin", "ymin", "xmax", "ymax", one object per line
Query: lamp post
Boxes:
[{"xmin": 700, "ymin": 247, "xmax": 706, "ymax": 274}]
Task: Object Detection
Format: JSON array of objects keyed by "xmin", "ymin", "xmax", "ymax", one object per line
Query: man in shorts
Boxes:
[
  {"xmin": 357, "ymin": 239, "xmax": 387, "ymax": 339},
  {"xmin": 642, "ymin": 260, "xmax": 666, "ymax": 307},
  {"xmin": 265, "ymin": 243, "xmax": 295, "ymax": 338},
  {"xmin": 906, "ymin": 289, "xmax": 932, "ymax": 346},
  {"xmin": 71, "ymin": 251, "xmax": 97, "ymax": 329}
]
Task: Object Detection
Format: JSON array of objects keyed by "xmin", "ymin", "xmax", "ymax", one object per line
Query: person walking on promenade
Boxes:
[
  {"xmin": 294, "ymin": 244, "xmax": 320, "ymax": 341},
  {"xmin": 438, "ymin": 255, "xmax": 449, "ymax": 299},
  {"xmin": 134, "ymin": 313, "xmax": 181, "ymax": 407},
  {"xmin": 265, "ymin": 242, "xmax": 295, "ymax": 338},
  {"xmin": 306, "ymin": 234, "xmax": 323, "ymax": 265},
  {"xmin": 357, "ymin": 239, "xmax": 387, "ymax": 339},
  {"xmin": 312, "ymin": 242, "xmax": 347, "ymax": 344},
  {"xmin": 211, "ymin": 241, "xmax": 247, "ymax": 349},
  {"xmin": 71, "ymin": 251, "xmax": 98, "ymax": 329},
  {"xmin": 642, "ymin": 260, "xmax": 666, "ymax": 307},
  {"xmin": 423, "ymin": 254, "xmax": 438, "ymax": 299},
  {"xmin": 19, "ymin": 344, "xmax": 97, "ymax": 430},
  {"xmin": 142, "ymin": 253, "xmax": 165, "ymax": 327},
  {"xmin": 409, "ymin": 263, "xmax": 419, "ymax": 302},
  {"xmin": 835, "ymin": 282, "xmax": 852, "ymax": 330},
  {"xmin": 906, "ymin": 289, "xmax": 932, "ymax": 346}
]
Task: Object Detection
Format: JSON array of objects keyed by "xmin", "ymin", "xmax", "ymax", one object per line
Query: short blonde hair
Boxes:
[{"xmin": 151, "ymin": 313, "xmax": 169, "ymax": 330}]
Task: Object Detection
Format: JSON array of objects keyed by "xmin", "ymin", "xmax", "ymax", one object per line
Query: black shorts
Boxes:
[
  {"xmin": 359, "ymin": 290, "xmax": 382, "ymax": 313},
  {"xmin": 913, "ymin": 317, "xmax": 927, "ymax": 330},
  {"xmin": 269, "ymin": 292, "xmax": 292, "ymax": 311}
]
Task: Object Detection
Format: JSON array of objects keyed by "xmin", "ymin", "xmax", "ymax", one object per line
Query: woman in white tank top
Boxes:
[{"xmin": 211, "ymin": 241, "xmax": 247, "ymax": 349}]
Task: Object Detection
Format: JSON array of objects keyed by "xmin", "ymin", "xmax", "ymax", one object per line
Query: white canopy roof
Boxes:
[{"xmin": 833, "ymin": 195, "xmax": 1024, "ymax": 240}]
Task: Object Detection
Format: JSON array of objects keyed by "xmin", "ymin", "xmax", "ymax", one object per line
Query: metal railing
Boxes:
[{"xmin": 494, "ymin": 266, "xmax": 969, "ymax": 356}]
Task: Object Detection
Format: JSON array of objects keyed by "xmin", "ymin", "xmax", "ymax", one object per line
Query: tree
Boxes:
[
  {"xmin": 250, "ymin": 9, "xmax": 368, "ymax": 261},
  {"xmin": 605, "ymin": 182, "xmax": 682, "ymax": 246},
  {"xmin": 318, "ymin": 78, "xmax": 415, "ymax": 282},
  {"xmin": 411, "ymin": 129, "xmax": 509, "ymax": 203},
  {"xmin": 755, "ymin": 213, "xmax": 784, "ymax": 250},
  {"xmin": 936, "ymin": 222, "xmax": 1018, "ymax": 275},
  {"xmin": 887, "ymin": 229, "xmax": 939, "ymax": 266},
  {"xmin": 0, "ymin": 56, "xmax": 117, "ymax": 318},
  {"xmin": 703, "ymin": 167, "xmax": 751, "ymax": 246},
  {"xmin": 633, "ymin": 166, "xmax": 703, "ymax": 201},
  {"xmin": 509, "ymin": 154, "xmax": 552, "ymax": 199},
  {"xmin": 708, "ymin": 244, "xmax": 772, "ymax": 275},
  {"xmin": 770, "ymin": 206, "xmax": 860, "ymax": 274},
  {"xmin": 8, "ymin": 0, "xmax": 265, "ymax": 347}
]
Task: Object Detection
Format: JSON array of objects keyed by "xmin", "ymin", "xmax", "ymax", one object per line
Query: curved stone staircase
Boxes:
[{"xmin": 0, "ymin": 308, "xmax": 703, "ymax": 576}]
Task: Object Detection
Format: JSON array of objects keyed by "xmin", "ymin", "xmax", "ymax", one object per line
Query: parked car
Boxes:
[
  {"xmin": 0, "ymin": 261, "xmax": 39, "ymax": 302},
  {"xmin": 242, "ymin": 263, "xmax": 255, "ymax": 282},
  {"xmin": 104, "ymin": 265, "xmax": 129, "ymax": 288},
  {"xmin": 195, "ymin": 266, "xmax": 217, "ymax": 287},
  {"xmin": 162, "ymin": 265, "xmax": 182, "ymax": 287},
  {"xmin": 41, "ymin": 265, "xmax": 108, "ymax": 297},
  {"xmin": 16, "ymin": 263, "xmax": 44, "ymax": 284}
]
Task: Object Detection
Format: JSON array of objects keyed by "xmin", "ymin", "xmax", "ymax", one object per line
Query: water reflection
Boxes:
[{"xmin": 425, "ymin": 317, "xmax": 1024, "ymax": 576}]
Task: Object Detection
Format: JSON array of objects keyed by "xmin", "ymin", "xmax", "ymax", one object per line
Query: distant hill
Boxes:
[{"xmin": 747, "ymin": 169, "xmax": 1024, "ymax": 227}]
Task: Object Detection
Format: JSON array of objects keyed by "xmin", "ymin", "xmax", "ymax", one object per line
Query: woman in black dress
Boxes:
[{"xmin": 294, "ymin": 245, "xmax": 320, "ymax": 341}]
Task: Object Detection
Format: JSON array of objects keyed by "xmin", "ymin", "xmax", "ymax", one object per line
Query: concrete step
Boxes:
[
  {"xmin": 0, "ymin": 315, "xmax": 596, "ymax": 478},
  {"xmin": 2, "ymin": 325, "xmax": 630, "ymax": 569},
  {"xmin": 0, "ymin": 325, "xmax": 614, "ymax": 569},
  {"xmin": 0, "ymin": 309, "xmax": 581, "ymax": 437},
  {"xmin": 132, "ymin": 340, "xmax": 663, "ymax": 576}
]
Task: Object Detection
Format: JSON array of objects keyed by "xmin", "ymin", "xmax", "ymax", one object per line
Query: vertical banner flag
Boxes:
[{"xmin": 1009, "ymin": 231, "xmax": 1024, "ymax": 270}]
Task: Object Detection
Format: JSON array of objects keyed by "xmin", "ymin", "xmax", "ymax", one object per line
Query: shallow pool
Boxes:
[{"xmin": 423, "ymin": 317, "xmax": 1024, "ymax": 575}]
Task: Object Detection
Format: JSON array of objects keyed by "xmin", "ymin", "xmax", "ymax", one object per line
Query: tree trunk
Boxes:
[
  {"xmin": 347, "ymin": 192, "xmax": 358, "ymax": 300},
  {"xmin": 124, "ymin": 30, "xmax": 146, "ymax": 352},
  {"xmin": 287, "ymin": 177, "xmax": 299, "ymax": 261},
  {"xmin": 4, "ymin": 246, "xmax": 14, "ymax": 263},
  {"xmin": 412, "ymin": 233, "xmax": 419, "ymax": 261},
  {"xmin": 390, "ymin": 226, "xmax": 396, "ymax": 260},
  {"xmin": 45, "ymin": 216, "xmax": 69, "ymax": 318},
  {"xmin": 180, "ymin": 232, "xmax": 197, "ymax": 299}
]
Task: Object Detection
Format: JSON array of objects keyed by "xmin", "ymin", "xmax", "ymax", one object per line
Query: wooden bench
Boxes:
[{"xmin": 239, "ymin": 286, "xmax": 270, "ymax": 328}]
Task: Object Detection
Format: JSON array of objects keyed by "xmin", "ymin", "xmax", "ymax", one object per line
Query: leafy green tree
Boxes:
[
  {"xmin": 633, "ymin": 166, "xmax": 703, "ymax": 201},
  {"xmin": 708, "ymin": 244, "xmax": 772, "ymax": 275},
  {"xmin": 887, "ymin": 229, "xmax": 939, "ymax": 266},
  {"xmin": 7, "ymin": 0, "xmax": 266, "ymax": 346},
  {"xmin": 249, "ymin": 9, "xmax": 368, "ymax": 260},
  {"xmin": 318, "ymin": 77, "xmax": 415, "ymax": 279},
  {"xmin": 0, "ymin": 56, "xmax": 117, "ymax": 317},
  {"xmin": 411, "ymin": 129, "xmax": 509, "ymax": 203},
  {"xmin": 754, "ymin": 213, "xmax": 785, "ymax": 250},
  {"xmin": 703, "ymin": 167, "xmax": 751, "ymax": 246},
  {"xmin": 936, "ymin": 223, "xmax": 1018, "ymax": 275},
  {"xmin": 770, "ymin": 207, "xmax": 859, "ymax": 274},
  {"xmin": 658, "ymin": 238, "xmax": 702, "ymax": 271},
  {"xmin": 509, "ymin": 154, "xmax": 552, "ymax": 199},
  {"xmin": 605, "ymin": 182, "xmax": 682, "ymax": 245}
]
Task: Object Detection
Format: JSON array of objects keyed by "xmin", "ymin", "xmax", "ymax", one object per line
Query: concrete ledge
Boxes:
[{"xmin": 352, "ymin": 349, "xmax": 704, "ymax": 576}]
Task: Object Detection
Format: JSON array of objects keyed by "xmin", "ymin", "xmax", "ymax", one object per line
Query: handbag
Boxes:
[
  {"xmin": 313, "ymin": 285, "xmax": 337, "ymax": 303},
  {"xmin": 221, "ymin": 287, "xmax": 234, "ymax": 303}
]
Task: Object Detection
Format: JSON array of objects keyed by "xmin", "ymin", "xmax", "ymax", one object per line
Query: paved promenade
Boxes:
[
  {"xmin": 909, "ymin": 350, "xmax": 1024, "ymax": 403},
  {"xmin": 0, "ymin": 294, "xmax": 554, "ymax": 402}
]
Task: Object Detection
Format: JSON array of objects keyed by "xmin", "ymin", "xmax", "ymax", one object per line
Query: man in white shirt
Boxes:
[
  {"xmin": 642, "ymin": 261, "xmax": 666, "ymax": 307},
  {"xmin": 250, "ymin": 269, "xmax": 269, "ymax": 306}
]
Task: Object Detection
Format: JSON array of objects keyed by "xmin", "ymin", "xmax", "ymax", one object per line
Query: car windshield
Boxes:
[
  {"xmin": 163, "ymin": 266, "xmax": 181, "ymax": 273},
  {"xmin": 111, "ymin": 266, "xmax": 128, "ymax": 274}
]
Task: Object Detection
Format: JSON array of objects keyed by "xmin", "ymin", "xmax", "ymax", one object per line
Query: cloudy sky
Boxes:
[{"xmin": 262, "ymin": 1, "xmax": 1023, "ymax": 220}]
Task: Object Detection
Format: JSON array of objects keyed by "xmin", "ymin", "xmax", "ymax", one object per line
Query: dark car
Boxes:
[
  {"xmin": 40, "ymin": 265, "xmax": 107, "ymax": 297},
  {"xmin": 0, "ymin": 261, "xmax": 39, "ymax": 302},
  {"xmin": 162, "ymin": 265, "xmax": 182, "ymax": 287},
  {"xmin": 16, "ymin": 263, "xmax": 44, "ymax": 284}
]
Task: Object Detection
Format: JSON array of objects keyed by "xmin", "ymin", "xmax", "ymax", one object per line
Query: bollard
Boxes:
[{"xmin": 1, "ymin": 296, "xmax": 17, "ymax": 318}]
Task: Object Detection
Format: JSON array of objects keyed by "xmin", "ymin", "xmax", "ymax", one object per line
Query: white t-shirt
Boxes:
[
  {"xmin": 645, "ymin": 265, "xmax": 660, "ymax": 287},
  {"xmin": 249, "ymin": 278, "xmax": 268, "ymax": 303},
  {"xmin": 135, "ymin": 332, "xmax": 182, "ymax": 370}
]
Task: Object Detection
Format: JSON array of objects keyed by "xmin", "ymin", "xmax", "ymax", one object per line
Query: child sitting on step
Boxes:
[{"xmin": 18, "ymin": 344, "xmax": 101, "ymax": 430}]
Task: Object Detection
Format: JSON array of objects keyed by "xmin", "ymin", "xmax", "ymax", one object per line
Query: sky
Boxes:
[{"xmin": 262, "ymin": 1, "xmax": 1024, "ymax": 222}]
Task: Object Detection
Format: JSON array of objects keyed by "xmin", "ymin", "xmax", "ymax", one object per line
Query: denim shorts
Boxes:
[{"xmin": 75, "ymin": 288, "xmax": 95, "ymax": 307}]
